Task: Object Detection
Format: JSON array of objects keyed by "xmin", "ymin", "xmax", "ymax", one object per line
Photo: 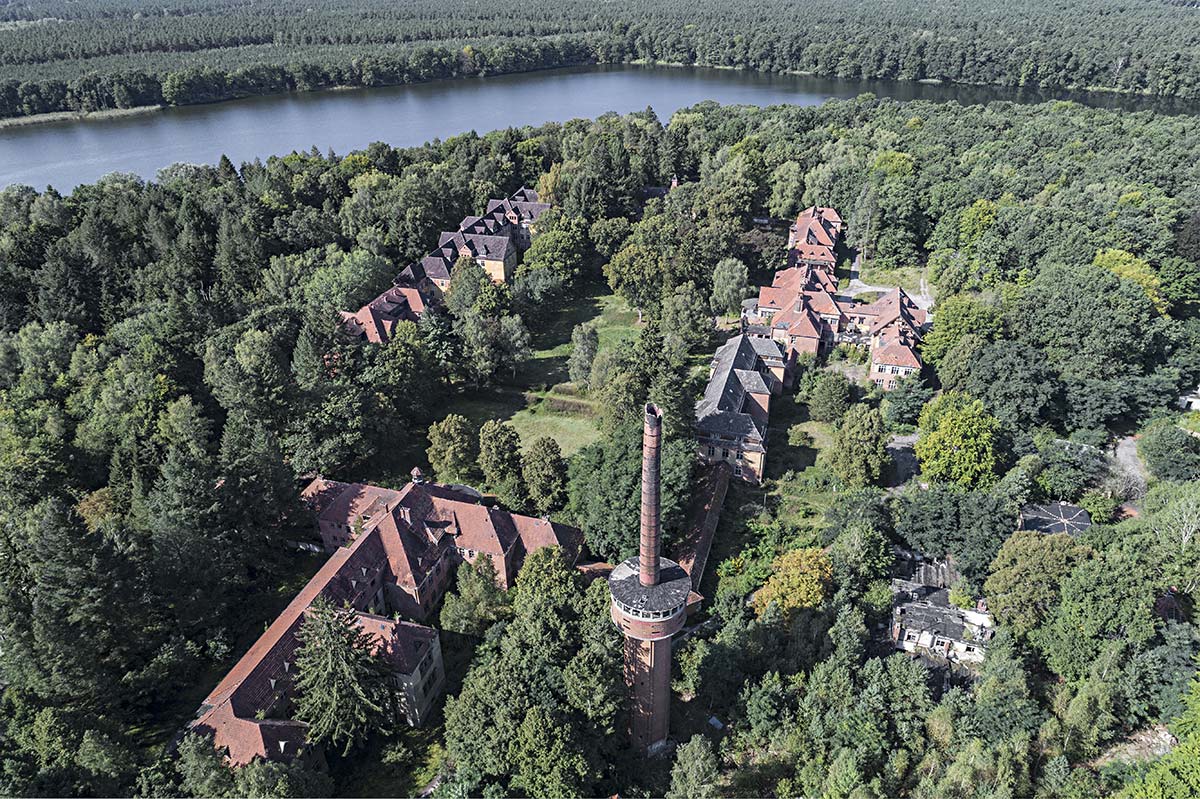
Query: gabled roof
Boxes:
[
  {"xmin": 696, "ymin": 335, "xmax": 782, "ymax": 440},
  {"xmin": 340, "ymin": 285, "xmax": 428, "ymax": 343},
  {"xmin": 196, "ymin": 475, "xmax": 580, "ymax": 766},
  {"xmin": 871, "ymin": 340, "xmax": 922, "ymax": 369},
  {"xmin": 788, "ymin": 242, "xmax": 836, "ymax": 267}
]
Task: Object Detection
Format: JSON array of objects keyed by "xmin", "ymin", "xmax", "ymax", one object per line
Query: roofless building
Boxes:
[{"xmin": 608, "ymin": 404, "xmax": 691, "ymax": 755}]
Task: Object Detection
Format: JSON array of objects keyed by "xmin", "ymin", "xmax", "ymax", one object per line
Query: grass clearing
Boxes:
[
  {"xmin": 858, "ymin": 263, "xmax": 925, "ymax": 292},
  {"xmin": 437, "ymin": 281, "xmax": 640, "ymax": 457}
]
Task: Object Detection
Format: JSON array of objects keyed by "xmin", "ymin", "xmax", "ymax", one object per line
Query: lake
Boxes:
[{"xmin": 0, "ymin": 64, "xmax": 1193, "ymax": 192}]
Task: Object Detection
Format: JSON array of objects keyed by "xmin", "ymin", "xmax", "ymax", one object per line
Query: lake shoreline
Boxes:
[
  {"xmin": 1, "ymin": 61, "xmax": 1196, "ymax": 133},
  {"xmin": 4, "ymin": 63, "xmax": 1199, "ymax": 193},
  {"xmin": 0, "ymin": 104, "xmax": 164, "ymax": 130}
]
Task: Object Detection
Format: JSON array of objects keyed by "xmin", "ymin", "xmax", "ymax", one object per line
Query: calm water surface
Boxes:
[{"xmin": 0, "ymin": 64, "xmax": 1192, "ymax": 192}]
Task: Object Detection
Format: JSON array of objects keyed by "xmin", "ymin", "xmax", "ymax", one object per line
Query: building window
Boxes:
[{"xmin": 706, "ymin": 446, "xmax": 715, "ymax": 457}]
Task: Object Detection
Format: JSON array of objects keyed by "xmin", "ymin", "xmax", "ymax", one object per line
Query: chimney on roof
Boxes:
[{"xmin": 639, "ymin": 404, "xmax": 663, "ymax": 587}]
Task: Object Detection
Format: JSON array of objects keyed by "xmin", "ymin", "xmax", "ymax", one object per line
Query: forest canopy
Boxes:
[
  {"xmin": 0, "ymin": 91, "xmax": 1199, "ymax": 795},
  {"xmin": 5, "ymin": 0, "xmax": 1200, "ymax": 118}
]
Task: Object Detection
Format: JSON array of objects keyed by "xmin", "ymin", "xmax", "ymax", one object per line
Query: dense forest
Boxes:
[
  {"xmin": 1, "ymin": 93, "xmax": 1199, "ymax": 796},
  {"xmin": 4, "ymin": 0, "xmax": 1200, "ymax": 118}
]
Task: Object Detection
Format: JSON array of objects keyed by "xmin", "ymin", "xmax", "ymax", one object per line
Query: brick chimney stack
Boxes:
[{"xmin": 639, "ymin": 404, "xmax": 662, "ymax": 587}]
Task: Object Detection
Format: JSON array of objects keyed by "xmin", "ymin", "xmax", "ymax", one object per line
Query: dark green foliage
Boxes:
[
  {"xmin": 439, "ymin": 554, "xmax": 511, "ymax": 637},
  {"xmin": 567, "ymin": 417, "xmax": 694, "ymax": 563},
  {"xmin": 880, "ymin": 374, "xmax": 931, "ymax": 427},
  {"xmin": 479, "ymin": 420, "xmax": 528, "ymax": 509},
  {"xmin": 293, "ymin": 597, "xmax": 394, "ymax": 755},
  {"xmin": 826, "ymin": 404, "xmax": 889, "ymax": 487},
  {"xmin": 427, "ymin": 414, "xmax": 479, "ymax": 485},
  {"xmin": 807, "ymin": 371, "xmax": 852, "ymax": 423},
  {"xmin": 894, "ymin": 486, "xmax": 1018, "ymax": 589},
  {"xmin": 443, "ymin": 549, "xmax": 621, "ymax": 796},
  {"xmin": 522, "ymin": 436, "xmax": 568, "ymax": 515}
]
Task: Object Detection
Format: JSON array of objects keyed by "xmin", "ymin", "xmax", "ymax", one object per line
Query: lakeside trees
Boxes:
[{"xmin": 9, "ymin": 0, "xmax": 1200, "ymax": 120}]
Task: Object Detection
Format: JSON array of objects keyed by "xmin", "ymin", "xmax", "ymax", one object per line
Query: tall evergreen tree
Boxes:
[{"xmin": 293, "ymin": 598, "xmax": 393, "ymax": 755}]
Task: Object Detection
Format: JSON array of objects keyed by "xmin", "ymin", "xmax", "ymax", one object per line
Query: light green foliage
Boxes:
[
  {"xmin": 427, "ymin": 413, "xmax": 478, "ymax": 484},
  {"xmin": 518, "ymin": 215, "xmax": 588, "ymax": 284},
  {"xmin": 916, "ymin": 293, "xmax": 1003, "ymax": 364},
  {"xmin": 508, "ymin": 706, "xmax": 591, "ymax": 798},
  {"xmin": 661, "ymin": 280, "xmax": 712, "ymax": 355},
  {"xmin": 984, "ymin": 531, "xmax": 1091, "ymax": 639},
  {"xmin": 667, "ymin": 735, "xmax": 720, "ymax": 799},
  {"xmin": 915, "ymin": 392, "xmax": 1004, "ymax": 488},
  {"xmin": 1042, "ymin": 549, "xmax": 1160, "ymax": 681},
  {"xmin": 710, "ymin": 257, "xmax": 749, "ymax": 317},
  {"xmin": 788, "ymin": 424, "xmax": 814, "ymax": 448},
  {"xmin": 1094, "ymin": 248, "xmax": 1167, "ymax": 313},
  {"xmin": 753, "ymin": 548, "xmax": 832, "ymax": 619},
  {"xmin": 566, "ymin": 322, "xmax": 599, "ymax": 386}
]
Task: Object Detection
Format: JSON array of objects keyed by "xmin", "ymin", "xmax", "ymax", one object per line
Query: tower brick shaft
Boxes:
[
  {"xmin": 608, "ymin": 404, "xmax": 691, "ymax": 755},
  {"xmin": 639, "ymin": 405, "xmax": 662, "ymax": 586}
]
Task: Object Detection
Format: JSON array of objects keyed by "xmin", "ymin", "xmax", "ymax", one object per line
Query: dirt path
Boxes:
[{"xmin": 1115, "ymin": 435, "xmax": 1148, "ymax": 484}]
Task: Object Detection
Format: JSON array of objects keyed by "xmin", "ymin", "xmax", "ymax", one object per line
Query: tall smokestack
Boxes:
[{"xmin": 639, "ymin": 403, "xmax": 662, "ymax": 587}]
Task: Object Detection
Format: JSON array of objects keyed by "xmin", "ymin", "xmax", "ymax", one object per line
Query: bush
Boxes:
[
  {"xmin": 788, "ymin": 425, "xmax": 814, "ymax": 448},
  {"xmin": 1077, "ymin": 490, "xmax": 1120, "ymax": 524},
  {"xmin": 1138, "ymin": 421, "xmax": 1200, "ymax": 481}
]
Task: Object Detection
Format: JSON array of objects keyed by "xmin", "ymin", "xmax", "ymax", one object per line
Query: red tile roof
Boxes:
[
  {"xmin": 195, "ymin": 476, "xmax": 580, "ymax": 766},
  {"xmin": 871, "ymin": 340, "xmax": 922, "ymax": 369}
]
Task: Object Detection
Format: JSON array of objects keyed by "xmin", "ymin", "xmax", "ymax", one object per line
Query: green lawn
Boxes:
[
  {"xmin": 858, "ymin": 262, "xmax": 926, "ymax": 293},
  {"xmin": 437, "ymin": 282, "xmax": 640, "ymax": 457}
]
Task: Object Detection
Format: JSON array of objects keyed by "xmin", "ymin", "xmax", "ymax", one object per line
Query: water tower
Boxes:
[{"xmin": 607, "ymin": 404, "xmax": 691, "ymax": 755}]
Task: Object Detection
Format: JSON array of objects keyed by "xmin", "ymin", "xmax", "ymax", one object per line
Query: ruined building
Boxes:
[{"xmin": 608, "ymin": 405, "xmax": 692, "ymax": 754}]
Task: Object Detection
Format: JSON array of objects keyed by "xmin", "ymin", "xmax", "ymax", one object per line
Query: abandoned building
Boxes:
[
  {"xmin": 742, "ymin": 206, "xmax": 927, "ymax": 389},
  {"xmin": 192, "ymin": 469, "xmax": 579, "ymax": 766},
  {"xmin": 695, "ymin": 334, "xmax": 787, "ymax": 483},
  {"xmin": 890, "ymin": 580, "xmax": 995, "ymax": 664},
  {"xmin": 341, "ymin": 187, "xmax": 549, "ymax": 343}
]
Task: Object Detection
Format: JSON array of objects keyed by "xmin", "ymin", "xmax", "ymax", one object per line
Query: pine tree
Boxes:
[{"xmin": 293, "ymin": 598, "xmax": 392, "ymax": 755}]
